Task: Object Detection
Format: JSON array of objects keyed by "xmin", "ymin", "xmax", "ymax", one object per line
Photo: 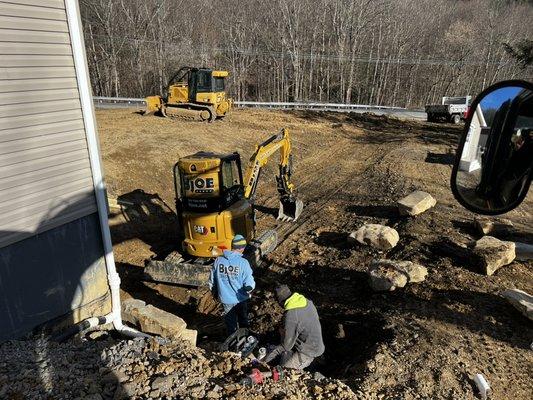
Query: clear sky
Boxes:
[{"xmin": 480, "ymin": 86, "xmax": 523, "ymax": 110}]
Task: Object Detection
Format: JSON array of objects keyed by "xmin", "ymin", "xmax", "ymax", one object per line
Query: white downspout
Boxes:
[{"xmin": 65, "ymin": 0, "xmax": 146, "ymax": 338}]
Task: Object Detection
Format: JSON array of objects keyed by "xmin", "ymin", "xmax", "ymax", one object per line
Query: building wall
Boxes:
[
  {"xmin": 0, "ymin": 212, "xmax": 111, "ymax": 340},
  {"xmin": 0, "ymin": 0, "xmax": 112, "ymax": 339},
  {"xmin": 0, "ymin": 0, "xmax": 97, "ymax": 248}
]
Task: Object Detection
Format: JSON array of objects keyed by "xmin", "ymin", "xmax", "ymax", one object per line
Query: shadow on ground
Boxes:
[
  {"xmin": 425, "ymin": 152, "xmax": 455, "ymax": 165},
  {"xmin": 313, "ymin": 231, "xmax": 350, "ymax": 250},
  {"xmin": 110, "ymin": 189, "xmax": 180, "ymax": 259},
  {"xmin": 254, "ymin": 204, "xmax": 279, "ymax": 218},
  {"xmin": 346, "ymin": 204, "xmax": 399, "ymax": 219}
]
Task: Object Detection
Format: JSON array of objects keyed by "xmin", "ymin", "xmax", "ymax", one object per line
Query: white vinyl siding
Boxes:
[{"xmin": 0, "ymin": 0, "xmax": 97, "ymax": 249}]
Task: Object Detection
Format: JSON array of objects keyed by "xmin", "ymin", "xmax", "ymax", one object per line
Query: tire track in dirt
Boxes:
[{"xmin": 273, "ymin": 137, "xmax": 404, "ymax": 248}]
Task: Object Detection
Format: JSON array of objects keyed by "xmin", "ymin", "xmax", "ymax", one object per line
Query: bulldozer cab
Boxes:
[
  {"xmin": 167, "ymin": 67, "xmax": 228, "ymax": 103},
  {"xmin": 188, "ymin": 69, "xmax": 227, "ymax": 100},
  {"xmin": 174, "ymin": 152, "xmax": 245, "ymax": 213}
]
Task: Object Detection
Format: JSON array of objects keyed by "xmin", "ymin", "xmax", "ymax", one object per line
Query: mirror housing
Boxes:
[{"xmin": 451, "ymin": 80, "xmax": 533, "ymax": 215}]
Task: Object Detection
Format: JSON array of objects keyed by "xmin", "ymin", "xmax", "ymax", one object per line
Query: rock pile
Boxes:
[
  {"xmin": 349, "ymin": 224, "xmax": 399, "ymax": 251},
  {"xmin": 397, "ymin": 190, "xmax": 436, "ymax": 216},
  {"xmin": 121, "ymin": 298, "xmax": 197, "ymax": 346},
  {"xmin": 0, "ymin": 335, "xmax": 356, "ymax": 399},
  {"xmin": 472, "ymin": 236, "xmax": 516, "ymax": 276},
  {"xmin": 368, "ymin": 259, "xmax": 428, "ymax": 291}
]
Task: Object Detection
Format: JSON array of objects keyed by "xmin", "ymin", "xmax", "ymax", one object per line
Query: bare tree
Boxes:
[{"xmin": 80, "ymin": 0, "xmax": 533, "ymax": 107}]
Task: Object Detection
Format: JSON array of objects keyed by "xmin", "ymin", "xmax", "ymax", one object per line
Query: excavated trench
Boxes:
[{"xmin": 320, "ymin": 313, "xmax": 394, "ymax": 380}]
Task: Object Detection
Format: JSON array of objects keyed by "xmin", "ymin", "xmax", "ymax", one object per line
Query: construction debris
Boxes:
[
  {"xmin": 368, "ymin": 259, "xmax": 428, "ymax": 291},
  {"xmin": 121, "ymin": 298, "xmax": 197, "ymax": 346},
  {"xmin": 0, "ymin": 336, "xmax": 356, "ymax": 399},
  {"xmin": 474, "ymin": 217, "xmax": 514, "ymax": 236},
  {"xmin": 106, "ymin": 196, "xmax": 135, "ymax": 214},
  {"xmin": 473, "ymin": 373, "xmax": 491, "ymax": 400},
  {"xmin": 397, "ymin": 190, "xmax": 436, "ymax": 216},
  {"xmin": 349, "ymin": 224, "xmax": 399, "ymax": 250},
  {"xmin": 501, "ymin": 289, "xmax": 533, "ymax": 321},
  {"xmin": 473, "ymin": 236, "xmax": 516, "ymax": 276}
]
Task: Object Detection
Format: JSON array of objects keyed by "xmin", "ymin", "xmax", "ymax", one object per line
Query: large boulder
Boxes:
[
  {"xmin": 349, "ymin": 224, "xmax": 399, "ymax": 250},
  {"xmin": 473, "ymin": 236, "xmax": 515, "ymax": 276},
  {"xmin": 501, "ymin": 289, "xmax": 533, "ymax": 321},
  {"xmin": 121, "ymin": 298, "xmax": 146, "ymax": 326},
  {"xmin": 136, "ymin": 305, "xmax": 188, "ymax": 339},
  {"xmin": 397, "ymin": 190, "xmax": 436, "ymax": 216},
  {"xmin": 121, "ymin": 298, "xmax": 196, "ymax": 345},
  {"xmin": 368, "ymin": 259, "xmax": 428, "ymax": 291}
]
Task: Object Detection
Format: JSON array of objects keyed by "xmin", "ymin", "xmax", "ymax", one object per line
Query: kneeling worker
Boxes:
[
  {"xmin": 264, "ymin": 284, "xmax": 325, "ymax": 370},
  {"xmin": 209, "ymin": 234, "xmax": 255, "ymax": 335}
]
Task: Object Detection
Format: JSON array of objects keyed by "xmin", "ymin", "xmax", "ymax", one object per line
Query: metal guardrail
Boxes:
[
  {"xmin": 92, "ymin": 96, "xmax": 407, "ymax": 113},
  {"xmin": 93, "ymin": 96, "xmax": 145, "ymax": 106}
]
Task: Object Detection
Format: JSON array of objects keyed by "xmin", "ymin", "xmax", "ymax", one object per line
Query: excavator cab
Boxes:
[
  {"xmin": 174, "ymin": 152, "xmax": 245, "ymax": 213},
  {"xmin": 173, "ymin": 152, "xmax": 254, "ymax": 258}
]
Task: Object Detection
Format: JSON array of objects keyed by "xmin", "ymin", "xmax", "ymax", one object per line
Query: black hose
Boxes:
[{"xmin": 51, "ymin": 316, "xmax": 108, "ymax": 343}]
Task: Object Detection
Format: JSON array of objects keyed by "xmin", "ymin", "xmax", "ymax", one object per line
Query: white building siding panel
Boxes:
[{"xmin": 0, "ymin": 0, "xmax": 98, "ymax": 248}]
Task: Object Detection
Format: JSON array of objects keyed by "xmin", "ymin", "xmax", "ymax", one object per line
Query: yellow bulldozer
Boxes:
[
  {"xmin": 144, "ymin": 67, "xmax": 232, "ymax": 122},
  {"xmin": 144, "ymin": 128, "xmax": 303, "ymax": 286}
]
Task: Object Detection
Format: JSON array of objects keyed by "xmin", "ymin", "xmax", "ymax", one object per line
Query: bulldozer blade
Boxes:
[
  {"xmin": 144, "ymin": 95, "xmax": 164, "ymax": 116},
  {"xmin": 154, "ymin": 106, "xmax": 167, "ymax": 117},
  {"xmin": 277, "ymin": 198, "xmax": 303, "ymax": 222},
  {"xmin": 144, "ymin": 256, "xmax": 211, "ymax": 287}
]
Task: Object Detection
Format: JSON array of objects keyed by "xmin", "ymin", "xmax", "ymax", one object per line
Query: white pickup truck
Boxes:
[{"xmin": 425, "ymin": 96, "xmax": 471, "ymax": 124}]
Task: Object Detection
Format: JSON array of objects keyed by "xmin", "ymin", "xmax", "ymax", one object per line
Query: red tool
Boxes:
[{"xmin": 241, "ymin": 366, "xmax": 285, "ymax": 387}]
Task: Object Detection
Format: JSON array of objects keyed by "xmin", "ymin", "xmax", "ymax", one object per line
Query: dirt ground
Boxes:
[{"xmin": 96, "ymin": 108, "xmax": 532, "ymax": 399}]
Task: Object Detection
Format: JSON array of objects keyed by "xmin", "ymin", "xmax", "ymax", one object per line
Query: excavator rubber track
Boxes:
[{"xmin": 143, "ymin": 230, "xmax": 278, "ymax": 287}]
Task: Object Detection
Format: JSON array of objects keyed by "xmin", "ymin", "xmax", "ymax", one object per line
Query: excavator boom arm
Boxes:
[
  {"xmin": 243, "ymin": 128, "xmax": 303, "ymax": 221},
  {"xmin": 244, "ymin": 128, "xmax": 292, "ymax": 199}
]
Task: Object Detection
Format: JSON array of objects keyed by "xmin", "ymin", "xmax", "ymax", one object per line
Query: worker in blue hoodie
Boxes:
[{"xmin": 209, "ymin": 234, "xmax": 256, "ymax": 335}]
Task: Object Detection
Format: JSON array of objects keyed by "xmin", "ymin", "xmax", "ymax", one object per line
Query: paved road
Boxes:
[{"xmin": 93, "ymin": 97, "xmax": 427, "ymax": 121}]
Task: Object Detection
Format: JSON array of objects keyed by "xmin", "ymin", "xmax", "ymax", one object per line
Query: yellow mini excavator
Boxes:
[
  {"xmin": 144, "ymin": 128, "xmax": 303, "ymax": 286},
  {"xmin": 144, "ymin": 67, "xmax": 232, "ymax": 122}
]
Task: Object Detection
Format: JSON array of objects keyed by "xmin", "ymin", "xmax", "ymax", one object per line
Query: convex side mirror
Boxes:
[{"xmin": 451, "ymin": 80, "xmax": 533, "ymax": 215}]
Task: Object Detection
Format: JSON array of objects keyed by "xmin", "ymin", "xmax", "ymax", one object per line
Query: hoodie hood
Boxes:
[
  {"xmin": 284, "ymin": 292, "xmax": 307, "ymax": 310},
  {"xmin": 222, "ymin": 249, "xmax": 240, "ymax": 259}
]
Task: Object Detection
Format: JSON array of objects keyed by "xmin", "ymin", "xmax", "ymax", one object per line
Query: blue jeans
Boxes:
[{"xmin": 223, "ymin": 301, "xmax": 249, "ymax": 335}]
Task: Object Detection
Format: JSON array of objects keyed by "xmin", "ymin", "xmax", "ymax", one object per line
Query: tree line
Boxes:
[{"xmin": 80, "ymin": 0, "xmax": 533, "ymax": 108}]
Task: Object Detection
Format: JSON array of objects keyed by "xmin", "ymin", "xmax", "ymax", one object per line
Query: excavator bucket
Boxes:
[{"xmin": 277, "ymin": 198, "xmax": 303, "ymax": 222}]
